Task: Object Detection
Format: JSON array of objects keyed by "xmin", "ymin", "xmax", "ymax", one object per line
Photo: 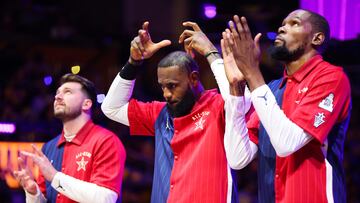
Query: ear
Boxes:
[
  {"xmin": 189, "ymin": 71, "xmax": 200, "ymax": 87},
  {"xmin": 82, "ymin": 99, "xmax": 93, "ymax": 111},
  {"xmin": 312, "ymin": 32, "xmax": 325, "ymax": 46}
]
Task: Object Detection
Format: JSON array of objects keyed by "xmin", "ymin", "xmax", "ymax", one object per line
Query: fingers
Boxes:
[
  {"xmin": 240, "ymin": 16, "xmax": 252, "ymax": 40},
  {"xmin": 225, "ymin": 29, "xmax": 235, "ymax": 46},
  {"xmin": 20, "ymin": 151, "xmax": 36, "ymax": 160},
  {"xmin": 31, "ymin": 144, "xmax": 45, "ymax": 157},
  {"xmin": 182, "ymin": 21, "xmax": 202, "ymax": 32},
  {"xmin": 228, "ymin": 20, "xmax": 240, "ymax": 43},
  {"xmin": 17, "ymin": 157, "xmax": 26, "ymax": 170},
  {"xmin": 142, "ymin": 21, "xmax": 149, "ymax": 32},
  {"xmin": 254, "ymin": 33, "xmax": 262, "ymax": 50},
  {"xmin": 155, "ymin": 39, "xmax": 172, "ymax": 50},
  {"xmin": 221, "ymin": 31, "xmax": 231, "ymax": 57},
  {"xmin": 130, "ymin": 37, "xmax": 144, "ymax": 59},
  {"xmin": 179, "ymin": 30, "xmax": 195, "ymax": 43}
]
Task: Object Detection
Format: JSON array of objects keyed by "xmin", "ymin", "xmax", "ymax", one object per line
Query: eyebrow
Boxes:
[{"xmin": 282, "ymin": 16, "xmax": 302, "ymax": 25}]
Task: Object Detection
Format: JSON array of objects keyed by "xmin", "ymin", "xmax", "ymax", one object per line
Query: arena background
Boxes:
[{"xmin": 0, "ymin": 0, "xmax": 359, "ymax": 202}]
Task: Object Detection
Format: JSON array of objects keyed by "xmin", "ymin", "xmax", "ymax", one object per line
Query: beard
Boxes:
[
  {"xmin": 166, "ymin": 88, "xmax": 196, "ymax": 118},
  {"xmin": 269, "ymin": 42, "xmax": 306, "ymax": 62},
  {"xmin": 54, "ymin": 105, "xmax": 82, "ymax": 122}
]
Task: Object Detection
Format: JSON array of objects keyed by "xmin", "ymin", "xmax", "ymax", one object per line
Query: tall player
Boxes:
[{"xmin": 222, "ymin": 9, "xmax": 351, "ymax": 203}]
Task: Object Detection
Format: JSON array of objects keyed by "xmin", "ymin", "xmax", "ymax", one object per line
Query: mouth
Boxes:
[
  {"xmin": 167, "ymin": 100, "xmax": 178, "ymax": 107},
  {"xmin": 54, "ymin": 103, "xmax": 65, "ymax": 108},
  {"xmin": 274, "ymin": 36, "xmax": 284, "ymax": 45}
]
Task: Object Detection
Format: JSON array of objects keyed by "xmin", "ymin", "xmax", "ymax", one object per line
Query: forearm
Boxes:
[
  {"xmin": 210, "ymin": 58, "xmax": 230, "ymax": 98},
  {"xmin": 251, "ymin": 85, "xmax": 313, "ymax": 157},
  {"xmin": 101, "ymin": 69, "xmax": 135, "ymax": 125},
  {"xmin": 224, "ymin": 95, "xmax": 257, "ymax": 170},
  {"xmin": 51, "ymin": 172, "xmax": 117, "ymax": 203}
]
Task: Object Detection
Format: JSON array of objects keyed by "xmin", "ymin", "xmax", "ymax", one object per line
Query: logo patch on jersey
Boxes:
[
  {"xmin": 257, "ymin": 91, "xmax": 268, "ymax": 105},
  {"xmin": 76, "ymin": 157, "xmax": 88, "ymax": 171},
  {"xmin": 192, "ymin": 111, "xmax": 210, "ymax": 131},
  {"xmin": 75, "ymin": 151, "xmax": 91, "ymax": 171},
  {"xmin": 298, "ymin": 87, "xmax": 308, "ymax": 94},
  {"xmin": 318, "ymin": 93, "xmax": 334, "ymax": 112},
  {"xmin": 314, "ymin": 112, "xmax": 325, "ymax": 127}
]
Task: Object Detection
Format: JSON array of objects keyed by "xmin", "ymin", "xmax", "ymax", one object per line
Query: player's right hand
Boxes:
[
  {"xmin": 13, "ymin": 156, "xmax": 38, "ymax": 195},
  {"xmin": 130, "ymin": 21, "xmax": 171, "ymax": 62}
]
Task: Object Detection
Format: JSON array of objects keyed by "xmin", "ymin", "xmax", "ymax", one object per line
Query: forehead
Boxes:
[
  {"xmin": 157, "ymin": 65, "xmax": 188, "ymax": 83},
  {"xmin": 284, "ymin": 10, "xmax": 311, "ymax": 23},
  {"xmin": 57, "ymin": 81, "xmax": 82, "ymax": 91}
]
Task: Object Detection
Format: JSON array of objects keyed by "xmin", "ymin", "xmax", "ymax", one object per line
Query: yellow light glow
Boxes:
[{"xmin": 71, "ymin": 65, "xmax": 81, "ymax": 74}]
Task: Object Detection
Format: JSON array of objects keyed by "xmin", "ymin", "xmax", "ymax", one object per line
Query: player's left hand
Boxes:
[
  {"xmin": 221, "ymin": 30, "xmax": 246, "ymax": 96},
  {"xmin": 227, "ymin": 15, "xmax": 265, "ymax": 90},
  {"xmin": 20, "ymin": 144, "xmax": 58, "ymax": 182},
  {"xmin": 179, "ymin": 21, "xmax": 217, "ymax": 57}
]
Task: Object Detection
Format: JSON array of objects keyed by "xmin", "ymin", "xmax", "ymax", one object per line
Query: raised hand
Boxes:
[
  {"xmin": 227, "ymin": 15, "xmax": 265, "ymax": 91},
  {"xmin": 179, "ymin": 21, "xmax": 217, "ymax": 57},
  {"xmin": 13, "ymin": 156, "xmax": 38, "ymax": 194},
  {"xmin": 130, "ymin": 21, "xmax": 171, "ymax": 62},
  {"xmin": 20, "ymin": 144, "xmax": 57, "ymax": 182},
  {"xmin": 221, "ymin": 30, "xmax": 245, "ymax": 96}
]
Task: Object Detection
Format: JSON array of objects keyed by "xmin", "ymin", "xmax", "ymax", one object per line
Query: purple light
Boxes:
[
  {"xmin": 0, "ymin": 123, "xmax": 16, "ymax": 134},
  {"xmin": 204, "ymin": 4, "xmax": 217, "ymax": 19},
  {"xmin": 43, "ymin": 76, "xmax": 53, "ymax": 86},
  {"xmin": 266, "ymin": 32, "xmax": 277, "ymax": 40},
  {"xmin": 300, "ymin": 0, "xmax": 360, "ymax": 41},
  {"xmin": 97, "ymin": 94, "xmax": 106, "ymax": 104}
]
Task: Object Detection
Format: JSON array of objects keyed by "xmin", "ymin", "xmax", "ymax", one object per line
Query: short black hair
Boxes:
[
  {"xmin": 304, "ymin": 10, "xmax": 330, "ymax": 52},
  {"xmin": 157, "ymin": 51, "xmax": 199, "ymax": 74},
  {"xmin": 59, "ymin": 73, "xmax": 97, "ymax": 110}
]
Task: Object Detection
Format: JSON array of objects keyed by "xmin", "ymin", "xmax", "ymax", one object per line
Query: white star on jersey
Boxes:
[
  {"xmin": 76, "ymin": 157, "xmax": 88, "ymax": 171},
  {"xmin": 194, "ymin": 117, "xmax": 205, "ymax": 130}
]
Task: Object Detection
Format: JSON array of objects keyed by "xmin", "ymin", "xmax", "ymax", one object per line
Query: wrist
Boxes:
[
  {"xmin": 205, "ymin": 50, "xmax": 221, "ymax": 64},
  {"xmin": 128, "ymin": 56, "xmax": 143, "ymax": 66},
  {"xmin": 245, "ymin": 73, "xmax": 265, "ymax": 92}
]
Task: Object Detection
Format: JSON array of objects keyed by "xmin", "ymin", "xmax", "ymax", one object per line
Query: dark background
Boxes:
[{"xmin": 0, "ymin": 0, "xmax": 359, "ymax": 202}]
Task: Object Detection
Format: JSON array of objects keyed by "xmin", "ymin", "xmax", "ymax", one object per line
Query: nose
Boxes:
[
  {"xmin": 55, "ymin": 92, "xmax": 63, "ymax": 101},
  {"xmin": 163, "ymin": 88, "xmax": 172, "ymax": 101},
  {"xmin": 278, "ymin": 25, "xmax": 286, "ymax": 34}
]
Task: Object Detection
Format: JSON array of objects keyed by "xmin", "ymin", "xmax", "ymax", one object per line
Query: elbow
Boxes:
[
  {"xmin": 100, "ymin": 102, "xmax": 110, "ymax": 117},
  {"xmin": 101, "ymin": 101, "xmax": 116, "ymax": 120},
  {"xmin": 226, "ymin": 152, "xmax": 254, "ymax": 170}
]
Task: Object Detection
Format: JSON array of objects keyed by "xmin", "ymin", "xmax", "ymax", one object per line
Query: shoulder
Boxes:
[
  {"xmin": 89, "ymin": 124, "xmax": 125, "ymax": 151},
  {"xmin": 91, "ymin": 124, "xmax": 120, "ymax": 140}
]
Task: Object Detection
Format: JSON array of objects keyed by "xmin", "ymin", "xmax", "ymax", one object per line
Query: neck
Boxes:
[
  {"xmin": 193, "ymin": 84, "xmax": 205, "ymax": 101},
  {"xmin": 63, "ymin": 113, "xmax": 90, "ymax": 135},
  {"xmin": 285, "ymin": 50, "xmax": 318, "ymax": 75}
]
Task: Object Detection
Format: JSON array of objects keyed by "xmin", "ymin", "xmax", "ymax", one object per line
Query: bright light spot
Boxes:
[
  {"xmin": 204, "ymin": 4, "xmax": 217, "ymax": 19},
  {"xmin": 97, "ymin": 94, "xmax": 106, "ymax": 104},
  {"xmin": 0, "ymin": 123, "xmax": 16, "ymax": 134},
  {"xmin": 71, "ymin": 65, "xmax": 81, "ymax": 74},
  {"xmin": 43, "ymin": 75, "xmax": 53, "ymax": 86},
  {"xmin": 266, "ymin": 32, "xmax": 277, "ymax": 40}
]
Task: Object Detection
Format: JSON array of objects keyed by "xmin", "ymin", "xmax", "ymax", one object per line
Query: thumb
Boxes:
[
  {"xmin": 254, "ymin": 33, "xmax": 262, "ymax": 50},
  {"xmin": 155, "ymin": 39, "xmax": 172, "ymax": 49}
]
